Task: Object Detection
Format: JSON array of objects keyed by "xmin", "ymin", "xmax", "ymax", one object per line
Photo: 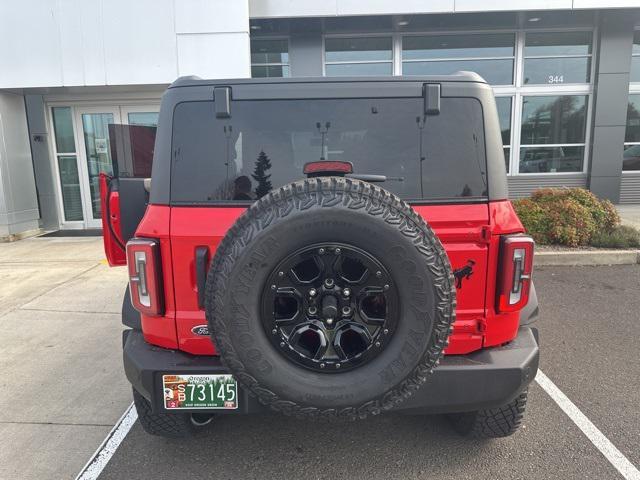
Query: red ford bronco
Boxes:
[{"xmin": 100, "ymin": 73, "xmax": 539, "ymax": 439}]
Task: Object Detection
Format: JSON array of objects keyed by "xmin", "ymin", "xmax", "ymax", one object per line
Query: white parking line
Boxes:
[
  {"xmin": 75, "ymin": 402, "xmax": 138, "ymax": 480},
  {"xmin": 536, "ymin": 370, "xmax": 640, "ymax": 480}
]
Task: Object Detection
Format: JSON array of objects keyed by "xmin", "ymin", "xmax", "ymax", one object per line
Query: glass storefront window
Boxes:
[
  {"xmin": 523, "ymin": 31, "xmax": 592, "ymax": 85},
  {"xmin": 325, "ymin": 37, "xmax": 392, "ymax": 76},
  {"xmin": 51, "ymin": 107, "xmax": 83, "ymax": 222},
  {"xmin": 81, "ymin": 112, "xmax": 115, "ymax": 219},
  {"xmin": 52, "ymin": 107, "xmax": 76, "ymax": 153},
  {"xmin": 402, "ymin": 33, "xmax": 515, "ymax": 85},
  {"xmin": 519, "ymin": 146, "xmax": 585, "ymax": 174},
  {"xmin": 128, "ymin": 112, "xmax": 159, "ymax": 126},
  {"xmin": 496, "ymin": 97, "xmax": 512, "ymax": 172},
  {"xmin": 632, "ymin": 31, "xmax": 640, "ymax": 83},
  {"xmin": 57, "ymin": 156, "xmax": 83, "ymax": 221},
  {"xmin": 251, "ymin": 39, "xmax": 290, "ymax": 78},
  {"xmin": 623, "ymin": 94, "xmax": 640, "ymax": 171},
  {"xmin": 520, "ymin": 95, "xmax": 587, "ymax": 145},
  {"xmin": 519, "ymin": 95, "xmax": 587, "ymax": 173}
]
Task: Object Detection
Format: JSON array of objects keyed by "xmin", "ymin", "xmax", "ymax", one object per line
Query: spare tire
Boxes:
[{"xmin": 205, "ymin": 178, "xmax": 455, "ymax": 420}]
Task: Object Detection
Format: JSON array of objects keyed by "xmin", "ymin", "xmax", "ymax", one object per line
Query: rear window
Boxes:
[{"xmin": 170, "ymin": 97, "xmax": 487, "ymax": 203}]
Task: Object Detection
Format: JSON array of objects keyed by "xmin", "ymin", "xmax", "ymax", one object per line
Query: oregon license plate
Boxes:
[{"xmin": 162, "ymin": 374, "xmax": 238, "ymax": 410}]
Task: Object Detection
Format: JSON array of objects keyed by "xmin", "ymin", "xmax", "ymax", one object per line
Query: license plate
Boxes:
[{"xmin": 162, "ymin": 374, "xmax": 238, "ymax": 410}]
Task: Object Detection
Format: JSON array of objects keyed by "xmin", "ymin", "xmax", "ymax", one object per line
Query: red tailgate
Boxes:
[{"xmin": 169, "ymin": 203, "xmax": 490, "ymax": 356}]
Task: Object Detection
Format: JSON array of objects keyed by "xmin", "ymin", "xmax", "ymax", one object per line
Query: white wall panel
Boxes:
[
  {"xmin": 0, "ymin": 1, "xmax": 63, "ymax": 88},
  {"xmin": 0, "ymin": 0, "xmax": 251, "ymax": 88},
  {"xmin": 249, "ymin": 0, "xmax": 338, "ymax": 18},
  {"xmin": 102, "ymin": 0, "xmax": 178, "ymax": 85},
  {"xmin": 175, "ymin": 0, "xmax": 249, "ymax": 33},
  {"xmin": 56, "ymin": 0, "xmax": 86, "ymax": 86},
  {"xmin": 337, "ymin": 0, "xmax": 454, "ymax": 15},
  {"xmin": 573, "ymin": 0, "xmax": 640, "ymax": 8},
  {"xmin": 177, "ymin": 33, "xmax": 251, "ymax": 79},
  {"xmin": 79, "ymin": 1, "xmax": 107, "ymax": 85},
  {"xmin": 455, "ymin": 0, "xmax": 572, "ymax": 12}
]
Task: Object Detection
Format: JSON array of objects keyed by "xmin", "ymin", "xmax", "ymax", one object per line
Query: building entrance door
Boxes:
[{"xmin": 72, "ymin": 106, "xmax": 159, "ymax": 228}]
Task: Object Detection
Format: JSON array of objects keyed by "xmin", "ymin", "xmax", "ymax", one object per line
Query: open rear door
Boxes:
[
  {"xmin": 99, "ymin": 173, "xmax": 126, "ymax": 266},
  {"xmin": 99, "ymin": 122, "xmax": 157, "ymax": 266}
]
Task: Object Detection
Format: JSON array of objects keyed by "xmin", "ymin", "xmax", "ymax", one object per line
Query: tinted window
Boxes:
[
  {"xmin": 251, "ymin": 39, "xmax": 290, "ymax": 78},
  {"xmin": 496, "ymin": 97, "xmax": 512, "ymax": 173},
  {"xmin": 171, "ymin": 97, "xmax": 487, "ymax": 203},
  {"xmin": 625, "ymin": 95, "xmax": 640, "ymax": 143},
  {"xmin": 624, "ymin": 94, "xmax": 640, "ymax": 171},
  {"xmin": 402, "ymin": 34, "xmax": 514, "ymax": 85},
  {"xmin": 520, "ymin": 95, "xmax": 587, "ymax": 145},
  {"xmin": 403, "ymin": 34, "xmax": 514, "ymax": 60},
  {"xmin": 324, "ymin": 37, "xmax": 393, "ymax": 76},
  {"xmin": 325, "ymin": 37, "xmax": 392, "ymax": 62},
  {"xmin": 523, "ymin": 31, "xmax": 592, "ymax": 85},
  {"xmin": 632, "ymin": 31, "xmax": 640, "ymax": 83}
]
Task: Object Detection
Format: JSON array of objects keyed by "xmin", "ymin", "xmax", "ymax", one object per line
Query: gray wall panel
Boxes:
[
  {"xmin": 507, "ymin": 175, "xmax": 587, "ymax": 199},
  {"xmin": 589, "ymin": 125, "xmax": 626, "ymax": 177},
  {"xmin": 593, "ymin": 73, "xmax": 632, "ymax": 127},
  {"xmin": 588, "ymin": 10, "xmax": 635, "ymax": 202},
  {"xmin": 620, "ymin": 173, "xmax": 640, "ymax": 204},
  {"xmin": 289, "ymin": 34, "xmax": 323, "ymax": 77},
  {"xmin": 25, "ymin": 95, "xmax": 59, "ymax": 230}
]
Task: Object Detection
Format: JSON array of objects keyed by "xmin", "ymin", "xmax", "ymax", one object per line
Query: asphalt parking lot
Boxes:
[{"xmin": 1, "ymin": 237, "xmax": 639, "ymax": 479}]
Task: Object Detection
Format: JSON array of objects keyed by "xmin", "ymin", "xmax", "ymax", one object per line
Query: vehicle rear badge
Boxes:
[
  {"xmin": 453, "ymin": 260, "xmax": 476, "ymax": 289},
  {"xmin": 191, "ymin": 325, "xmax": 210, "ymax": 336}
]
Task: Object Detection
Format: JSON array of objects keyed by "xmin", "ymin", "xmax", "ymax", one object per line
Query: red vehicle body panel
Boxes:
[{"xmin": 123, "ymin": 200, "xmax": 525, "ymax": 357}]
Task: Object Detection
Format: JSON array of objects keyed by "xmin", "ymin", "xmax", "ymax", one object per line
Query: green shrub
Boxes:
[
  {"xmin": 590, "ymin": 225, "xmax": 640, "ymax": 249},
  {"xmin": 513, "ymin": 187, "xmax": 626, "ymax": 247}
]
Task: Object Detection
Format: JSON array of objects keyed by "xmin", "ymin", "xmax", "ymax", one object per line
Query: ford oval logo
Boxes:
[{"xmin": 191, "ymin": 325, "xmax": 210, "ymax": 336}]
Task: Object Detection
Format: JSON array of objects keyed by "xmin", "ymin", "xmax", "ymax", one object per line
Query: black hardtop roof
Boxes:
[{"xmin": 169, "ymin": 72, "xmax": 487, "ymax": 89}]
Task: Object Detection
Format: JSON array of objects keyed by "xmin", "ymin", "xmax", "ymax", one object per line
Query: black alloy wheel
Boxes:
[{"xmin": 261, "ymin": 243, "xmax": 399, "ymax": 373}]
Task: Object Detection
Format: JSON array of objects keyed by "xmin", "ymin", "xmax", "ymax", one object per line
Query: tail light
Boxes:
[
  {"xmin": 126, "ymin": 238, "xmax": 164, "ymax": 316},
  {"xmin": 496, "ymin": 235, "xmax": 534, "ymax": 313}
]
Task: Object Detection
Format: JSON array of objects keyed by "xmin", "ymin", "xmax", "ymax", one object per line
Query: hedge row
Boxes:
[{"xmin": 512, "ymin": 188, "xmax": 632, "ymax": 248}]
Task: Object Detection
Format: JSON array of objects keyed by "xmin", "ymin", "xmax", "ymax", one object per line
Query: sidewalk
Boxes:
[
  {"xmin": 617, "ymin": 204, "xmax": 640, "ymax": 230},
  {"xmin": 0, "ymin": 237, "xmax": 130, "ymax": 480}
]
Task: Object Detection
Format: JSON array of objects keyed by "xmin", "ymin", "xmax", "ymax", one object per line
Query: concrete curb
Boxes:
[{"xmin": 535, "ymin": 249, "xmax": 640, "ymax": 266}]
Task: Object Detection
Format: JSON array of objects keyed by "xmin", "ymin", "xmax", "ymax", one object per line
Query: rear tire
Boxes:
[
  {"xmin": 132, "ymin": 388, "xmax": 213, "ymax": 438},
  {"xmin": 447, "ymin": 390, "xmax": 528, "ymax": 438}
]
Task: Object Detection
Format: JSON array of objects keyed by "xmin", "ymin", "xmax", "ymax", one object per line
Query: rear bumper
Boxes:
[{"xmin": 124, "ymin": 326, "xmax": 539, "ymax": 415}]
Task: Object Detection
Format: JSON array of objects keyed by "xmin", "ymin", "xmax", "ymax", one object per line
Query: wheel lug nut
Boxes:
[
  {"xmin": 308, "ymin": 306, "xmax": 317, "ymax": 315},
  {"xmin": 334, "ymin": 248, "xmax": 341, "ymax": 255},
  {"xmin": 375, "ymin": 341, "xmax": 381, "ymax": 347},
  {"xmin": 320, "ymin": 363, "xmax": 325, "ymax": 369},
  {"xmin": 319, "ymin": 248, "xmax": 325, "ymax": 255},
  {"xmin": 336, "ymin": 363, "xmax": 341, "ymax": 369},
  {"xmin": 272, "ymin": 328, "xmax": 277, "ymax": 334},
  {"xmin": 376, "ymin": 271, "xmax": 382, "ymax": 278},
  {"xmin": 326, "ymin": 318, "xmax": 334, "ymax": 325},
  {"xmin": 324, "ymin": 278, "xmax": 334, "ymax": 288},
  {"xmin": 309, "ymin": 288, "xmax": 317, "ymax": 297},
  {"xmin": 383, "ymin": 328, "xmax": 389, "ymax": 334},
  {"xmin": 280, "ymin": 342, "xmax": 285, "ymax": 347},
  {"xmin": 343, "ymin": 288, "xmax": 351, "ymax": 297},
  {"xmin": 271, "ymin": 284, "xmax": 276, "ymax": 290},
  {"xmin": 278, "ymin": 271, "xmax": 284, "ymax": 277},
  {"xmin": 342, "ymin": 306, "xmax": 351, "ymax": 316},
  {"xmin": 384, "ymin": 284, "xmax": 389, "ymax": 290}
]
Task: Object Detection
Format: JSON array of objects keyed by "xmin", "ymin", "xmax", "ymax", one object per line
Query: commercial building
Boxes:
[{"xmin": 0, "ymin": 1, "xmax": 639, "ymax": 237}]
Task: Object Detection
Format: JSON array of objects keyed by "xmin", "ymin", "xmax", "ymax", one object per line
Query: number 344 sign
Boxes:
[
  {"xmin": 163, "ymin": 374, "xmax": 238, "ymax": 410},
  {"xmin": 547, "ymin": 75, "xmax": 564, "ymax": 84}
]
